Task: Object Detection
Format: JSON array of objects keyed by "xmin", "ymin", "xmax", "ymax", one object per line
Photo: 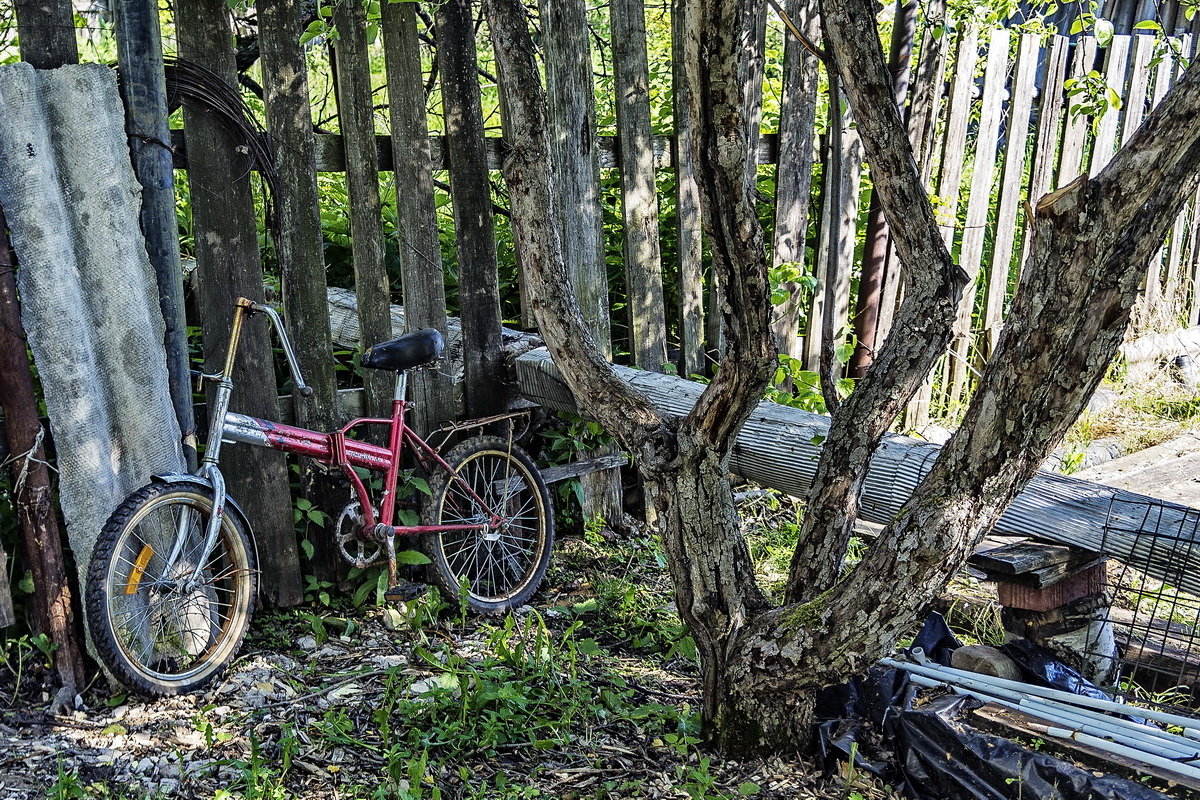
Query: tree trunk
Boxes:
[{"xmin": 489, "ymin": 0, "xmax": 1200, "ymax": 757}]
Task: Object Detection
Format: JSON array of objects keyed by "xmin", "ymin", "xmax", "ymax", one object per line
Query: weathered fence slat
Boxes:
[
  {"xmin": 672, "ymin": 0, "xmax": 704, "ymax": 376},
  {"xmin": 934, "ymin": 26, "xmax": 978, "ymax": 253},
  {"xmin": 945, "ymin": 28, "xmax": 1009, "ymax": 408},
  {"xmin": 1088, "ymin": 34, "xmax": 1130, "ymax": 175},
  {"xmin": 333, "ymin": 0, "xmax": 393, "ymax": 420},
  {"xmin": 1057, "ymin": 36, "xmax": 1097, "ymax": 185},
  {"xmin": 769, "ymin": 0, "xmax": 820, "ymax": 366},
  {"xmin": 381, "ymin": 2, "xmax": 455, "ymax": 435},
  {"xmin": 540, "ymin": 0, "xmax": 610, "ymax": 355},
  {"xmin": 114, "ymin": 0, "xmax": 194, "ymax": 465},
  {"xmin": 436, "ymin": 0, "xmax": 504, "ymax": 418},
  {"xmin": 259, "ymin": 0, "xmax": 347, "ymax": 584},
  {"xmin": 1145, "ymin": 44, "xmax": 1180, "ymax": 309},
  {"xmin": 983, "ymin": 32, "xmax": 1039, "ymax": 358},
  {"xmin": 1027, "ymin": 35, "xmax": 1070, "ymax": 204},
  {"xmin": 612, "ymin": 0, "xmax": 667, "ymax": 372},
  {"xmin": 178, "ymin": 0, "xmax": 300, "ymax": 607},
  {"xmin": 1121, "ymin": 33, "xmax": 1156, "ymax": 146}
]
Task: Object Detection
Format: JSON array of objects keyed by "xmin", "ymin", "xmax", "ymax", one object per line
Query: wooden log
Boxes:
[
  {"xmin": 436, "ymin": 0, "xmax": 504, "ymax": 419},
  {"xmin": 178, "ymin": 0, "xmax": 301, "ymax": 607},
  {"xmin": 672, "ymin": 0, "xmax": 705, "ymax": 377},
  {"xmin": 259, "ymin": 0, "xmax": 346, "ymax": 585},
  {"xmin": 0, "ymin": 211, "xmax": 84, "ymax": 685},
  {"xmin": 612, "ymin": 0, "xmax": 667, "ymax": 372},
  {"xmin": 333, "ymin": 0, "xmax": 393, "ymax": 420},
  {"xmin": 982, "ymin": 33, "xmax": 1039, "ymax": 358},
  {"xmin": 541, "ymin": 0, "xmax": 610, "ymax": 356},
  {"xmin": 945, "ymin": 28, "xmax": 1009, "ymax": 409},
  {"xmin": 381, "ymin": 0, "xmax": 455, "ymax": 435},
  {"xmin": 113, "ymin": 0, "xmax": 195, "ymax": 467}
]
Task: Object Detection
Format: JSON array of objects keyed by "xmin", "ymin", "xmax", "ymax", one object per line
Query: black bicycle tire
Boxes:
[
  {"xmin": 85, "ymin": 480, "xmax": 257, "ymax": 697},
  {"xmin": 422, "ymin": 436, "xmax": 554, "ymax": 613}
]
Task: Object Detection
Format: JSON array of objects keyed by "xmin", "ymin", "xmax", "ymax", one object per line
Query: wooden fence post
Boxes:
[
  {"xmin": 381, "ymin": 1, "xmax": 455, "ymax": 435},
  {"xmin": 8, "ymin": 0, "xmax": 88, "ymax": 695},
  {"xmin": 113, "ymin": 0, "xmax": 196, "ymax": 468},
  {"xmin": 436, "ymin": 0, "xmax": 504, "ymax": 418},
  {"xmin": 333, "ymin": 0, "xmax": 394, "ymax": 420},
  {"xmin": 258, "ymin": 0, "xmax": 346, "ymax": 584},
  {"xmin": 0, "ymin": 212, "xmax": 86, "ymax": 693},
  {"xmin": 982, "ymin": 32, "xmax": 1039, "ymax": 358},
  {"xmin": 612, "ymin": 0, "xmax": 667, "ymax": 372},
  {"xmin": 177, "ymin": 0, "xmax": 301, "ymax": 607}
]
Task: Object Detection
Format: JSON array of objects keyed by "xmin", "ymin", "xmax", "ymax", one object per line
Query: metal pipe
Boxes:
[
  {"xmin": 1022, "ymin": 698, "xmax": 1200, "ymax": 757},
  {"xmin": 1040, "ymin": 725, "xmax": 1200, "ymax": 782},
  {"xmin": 886, "ymin": 657, "xmax": 1200, "ymax": 735}
]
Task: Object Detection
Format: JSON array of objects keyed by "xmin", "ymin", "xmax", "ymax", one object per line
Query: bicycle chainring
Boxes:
[{"xmin": 335, "ymin": 501, "xmax": 382, "ymax": 569}]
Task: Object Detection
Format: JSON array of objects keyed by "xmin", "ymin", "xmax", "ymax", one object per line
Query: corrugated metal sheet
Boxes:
[{"xmin": 516, "ymin": 348, "xmax": 1200, "ymax": 596}]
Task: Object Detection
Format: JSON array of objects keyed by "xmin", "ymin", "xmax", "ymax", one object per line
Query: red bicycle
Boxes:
[{"xmin": 85, "ymin": 298, "xmax": 554, "ymax": 696}]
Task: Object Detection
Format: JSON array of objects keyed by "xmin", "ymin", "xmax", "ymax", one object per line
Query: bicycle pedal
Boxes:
[{"xmin": 385, "ymin": 581, "xmax": 429, "ymax": 604}]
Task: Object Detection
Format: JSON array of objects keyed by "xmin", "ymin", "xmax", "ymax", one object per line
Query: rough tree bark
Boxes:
[{"xmin": 489, "ymin": 0, "xmax": 1200, "ymax": 755}]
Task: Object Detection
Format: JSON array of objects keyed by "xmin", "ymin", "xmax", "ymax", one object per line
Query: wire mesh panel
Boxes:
[{"xmin": 1086, "ymin": 498, "xmax": 1200, "ymax": 701}]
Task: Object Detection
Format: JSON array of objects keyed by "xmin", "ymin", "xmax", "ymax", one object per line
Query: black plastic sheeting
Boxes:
[{"xmin": 815, "ymin": 614, "xmax": 1171, "ymax": 800}]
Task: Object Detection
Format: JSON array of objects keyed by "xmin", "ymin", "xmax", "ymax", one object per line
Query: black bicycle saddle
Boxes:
[{"xmin": 361, "ymin": 329, "xmax": 445, "ymax": 372}]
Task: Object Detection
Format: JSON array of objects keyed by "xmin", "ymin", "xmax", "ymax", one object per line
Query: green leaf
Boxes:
[
  {"xmin": 300, "ymin": 539, "xmax": 315, "ymax": 560},
  {"xmin": 1069, "ymin": 17, "xmax": 1085, "ymax": 34},
  {"xmin": 1094, "ymin": 18, "xmax": 1114, "ymax": 47},
  {"xmin": 395, "ymin": 549, "xmax": 431, "ymax": 565},
  {"xmin": 738, "ymin": 782, "xmax": 761, "ymax": 796},
  {"xmin": 1133, "ymin": 19, "xmax": 1162, "ymax": 30},
  {"xmin": 410, "ymin": 477, "xmax": 431, "ymax": 496},
  {"xmin": 18, "ymin": 571, "xmax": 34, "ymax": 594},
  {"xmin": 571, "ymin": 598, "xmax": 598, "ymax": 614}
]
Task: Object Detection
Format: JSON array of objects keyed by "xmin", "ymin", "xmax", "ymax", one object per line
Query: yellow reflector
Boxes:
[{"xmin": 125, "ymin": 544, "xmax": 154, "ymax": 595}]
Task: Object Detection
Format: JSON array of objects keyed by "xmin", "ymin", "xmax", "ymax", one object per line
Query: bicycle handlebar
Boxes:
[{"xmin": 248, "ymin": 302, "xmax": 314, "ymax": 400}]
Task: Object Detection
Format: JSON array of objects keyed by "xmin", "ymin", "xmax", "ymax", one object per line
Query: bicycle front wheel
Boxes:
[
  {"xmin": 423, "ymin": 436, "xmax": 554, "ymax": 613},
  {"xmin": 86, "ymin": 480, "xmax": 257, "ymax": 696}
]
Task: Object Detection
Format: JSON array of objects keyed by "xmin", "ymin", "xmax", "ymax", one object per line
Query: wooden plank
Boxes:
[
  {"xmin": 540, "ymin": 0, "xmax": 610, "ymax": 355},
  {"xmin": 672, "ymin": 0, "xmax": 704, "ymax": 376},
  {"xmin": 933, "ymin": 26, "xmax": 979, "ymax": 254},
  {"xmin": 259, "ymin": 0, "xmax": 349, "ymax": 586},
  {"xmin": 768, "ymin": 0, "xmax": 820, "ymax": 366},
  {"xmin": 1088, "ymin": 34, "xmax": 1130, "ymax": 175},
  {"xmin": 114, "ymin": 0, "xmax": 194, "ymax": 465},
  {"xmin": 436, "ymin": 0, "xmax": 505, "ymax": 418},
  {"xmin": 13, "ymin": 0, "xmax": 78, "ymax": 68},
  {"xmin": 1120, "ymin": 33, "xmax": 1155, "ymax": 146},
  {"xmin": 803, "ymin": 117, "xmax": 861, "ymax": 372},
  {"xmin": 995, "ymin": 560, "xmax": 1107, "ymax": 611},
  {"xmin": 333, "ymin": 0, "xmax": 393, "ymax": 419},
  {"xmin": 177, "ymin": 0, "xmax": 301, "ymax": 607},
  {"xmin": 972, "ymin": 540, "xmax": 1083, "ymax": 575},
  {"xmin": 1027, "ymin": 35, "xmax": 1070, "ymax": 202},
  {"xmin": 381, "ymin": 1, "xmax": 455, "ymax": 435},
  {"xmin": 1056, "ymin": 36, "xmax": 1097, "ymax": 185},
  {"xmin": 612, "ymin": 0, "xmax": 667, "ymax": 372},
  {"xmin": 982, "ymin": 33, "xmax": 1039, "ymax": 358},
  {"xmin": 945, "ymin": 28, "xmax": 1009, "ymax": 408},
  {"xmin": 1145, "ymin": 42, "xmax": 1180, "ymax": 309},
  {"xmin": 540, "ymin": 454, "xmax": 629, "ymax": 484}
]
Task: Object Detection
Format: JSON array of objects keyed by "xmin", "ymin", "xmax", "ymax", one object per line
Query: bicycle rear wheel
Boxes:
[
  {"xmin": 422, "ymin": 436, "xmax": 554, "ymax": 613},
  {"xmin": 86, "ymin": 480, "xmax": 256, "ymax": 696}
]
